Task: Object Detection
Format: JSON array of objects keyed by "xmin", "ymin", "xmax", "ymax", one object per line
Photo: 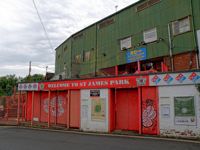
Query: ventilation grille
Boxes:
[
  {"xmin": 137, "ymin": 0, "xmax": 160, "ymax": 12},
  {"xmin": 98, "ymin": 18, "xmax": 114, "ymax": 29}
]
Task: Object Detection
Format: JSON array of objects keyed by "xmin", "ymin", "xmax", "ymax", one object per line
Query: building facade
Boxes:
[
  {"xmin": 18, "ymin": 70, "xmax": 200, "ymax": 138},
  {"xmin": 55, "ymin": 0, "xmax": 200, "ymax": 79}
]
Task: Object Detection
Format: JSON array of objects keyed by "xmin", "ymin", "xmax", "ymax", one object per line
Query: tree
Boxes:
[
  {"xmin": 0, "ymin": 75, "xmax": 18, "ymax": 96},
  {"xmin": 0, "ymin": 74, "xmax": 45, "ymax": 96}
]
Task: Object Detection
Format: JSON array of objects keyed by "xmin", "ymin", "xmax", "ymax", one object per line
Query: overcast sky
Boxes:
[{"xmin": 0, "ymin": 0, "xmax": 138, "ymax": 77}]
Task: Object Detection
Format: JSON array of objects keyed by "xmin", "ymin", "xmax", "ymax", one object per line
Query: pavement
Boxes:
[{"xmin": 0, "ymin": 126, "xmax": 200, "ymax": 150}]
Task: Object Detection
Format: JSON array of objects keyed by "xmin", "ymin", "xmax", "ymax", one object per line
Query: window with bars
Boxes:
[
  {"xmin": 98, "ymin": 18, "xmax": 114, "ymax": 29},
  {"xmin": 172, "ymin": 17, "xmax": 191, "ymax": 36},
  {"xmin": 120, "ymin": 37, "xmax": 132, "ymax": 50},
  {"xmin": 143, "ymin": 28, "xmax": 157, "ymax": 43},
  {"xmin": 136, "ymin": 0, "xmax": 160, "ymax": 12}
]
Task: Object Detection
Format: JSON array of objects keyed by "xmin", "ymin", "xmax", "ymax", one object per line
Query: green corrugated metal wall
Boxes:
[{"xmin": 55, "ymin": 0, "xmax": 200, "ymax": 77}]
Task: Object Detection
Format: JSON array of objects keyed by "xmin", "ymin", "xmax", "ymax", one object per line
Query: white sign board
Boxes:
[
  {"xmin": 150, "ymin": 72, "xmax": 200, "ymax": 86},
  {"xmin": 18, "ymin": 83, "xmax": 39, "ymax": 91},
  {"xmin": 161, "ymin": 104, "xmax": 170, "ymax": 118},
  {"xmin": 175, "ymin": 116, "xmax": 196, "ymax": 126}
]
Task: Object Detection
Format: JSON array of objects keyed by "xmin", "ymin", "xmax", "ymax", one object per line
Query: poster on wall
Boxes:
[
  {"xmin": 91, "ymin": 98, "xmax": 106, "ymax": 121},
  {"xmin": 161, "ymin": 104, "xmax": 170, "ymax": 118},
  {"xmin": 174, "ymin": 96, "xmax": 196, "ymax": 126}
]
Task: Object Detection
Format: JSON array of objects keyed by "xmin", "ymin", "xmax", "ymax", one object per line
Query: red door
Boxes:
[
  {"xmin": 116, "ymin": 89, "xmax": 139, "ymax": 131},
  {"xmin": 69, "ymin": 90, "xmax": 80, "ymax": 128}
]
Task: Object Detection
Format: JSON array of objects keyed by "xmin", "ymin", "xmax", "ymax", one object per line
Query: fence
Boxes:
[{"xmin": 0, "ymin": 93, "xmax": 26, "ymax": 125}]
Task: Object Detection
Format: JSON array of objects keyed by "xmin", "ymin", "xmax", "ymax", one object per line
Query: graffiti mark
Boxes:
[
  {"xmin": 43, "ymin": 96, "xmax": 65, "ymax": 116},
  {"xmin": 142, "ymin": 99, "xmax": 156, "ymax": 128}
]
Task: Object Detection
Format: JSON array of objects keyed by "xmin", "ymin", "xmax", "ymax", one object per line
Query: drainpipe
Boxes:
[
  {"xmin": 167, "ymin": 23, "xmax": 174, "ymax": 71},
  {"xmin": 190, "ymin": 0, "xmax": 199, "ymax": 69}
]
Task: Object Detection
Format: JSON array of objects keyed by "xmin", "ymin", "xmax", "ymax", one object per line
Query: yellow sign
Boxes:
[{"xmin": 91, "ymin": 98, "xmax": 106, "ymax": 121}]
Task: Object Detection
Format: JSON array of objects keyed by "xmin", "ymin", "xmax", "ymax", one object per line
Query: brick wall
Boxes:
[{"xmin": 164, "ymin": 51, "xmax": 198, "ymax": 71}]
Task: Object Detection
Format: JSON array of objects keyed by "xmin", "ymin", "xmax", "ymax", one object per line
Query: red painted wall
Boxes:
[
  {"xmin": 116, "ymin": 89, "xmax": 139, "ymax": 131},
  {"xmin": 26, "ymin": 92, "xmax": 32, "ymax": 121},
  {"xmin": 56, "ymin": 91, "xmax": 68, "ymax": 125},
  {"xmin": 33, "ymin": 92, "xmax": 41, "ymax": 121},
  {"xmin": 141, "ymin": 87, "xmax": 158, "ymax": 135},
  {"xmin": 40, "ymin": 91, "xmax": 48, "ymax": 123},
  {"xmin": 109, "ymin": 89, "xmax": 116, "ymax": 132},
  {"xmin": 26, "ymin": 91, "xmax": 69, "ymax": 126},
  {"xmin": 69, "ymin": 90, "xmax": 80, "ymax": 128}
]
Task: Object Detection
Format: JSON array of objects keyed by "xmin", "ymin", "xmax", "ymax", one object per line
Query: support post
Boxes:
[
  {"xmin": 48, "ymin": 90, "xmax": 51, "ymax": 128},
  {"xmin": 25, "ymin": 92, "xmax": 28, "ymax": 121},
  {"xmin": 31, "ymin": 91, "xmax": 34, "ymax": 127},
  {"xmin": 115, "ymin": 65, "xmax": 118, "ymax": 76},
  {"xmin": 168, "ymin": 23, "xmax": 174, "ymax": 71},
  {"xmin": 55, "ymin": 91, "xmax": 58, "ymax": 125},
  {"xmin": 67, "ymin": 90, "xmax": 70, "ymax": 128},
  {"xmin": 17, "ymin": 91, "xmax": 21, "ymax": 125},
  {"xmin": 138, "ymin": 87, "xmax": 142, "ymax": 134},
  {"xmin": 137, "ymin": 61, "xmax": 141, "ymax": 73}
]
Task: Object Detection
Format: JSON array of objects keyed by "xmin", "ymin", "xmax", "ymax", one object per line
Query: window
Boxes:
[
  {"xmin": 120, "ymin": 37, "xmax": 132, "ymax": 50},
  {"xmin": 143, "ymin": 28, "xmax": 157, "ymax": 43},
  {"xmin": 98, "ymin": 18, "xmax": 114, "ymax": 29},
  {"xmin": 58, "ymin": 54, "xmax": 60, "ymax": 59},
  {"xmin": 84, "ymin": 51, "xmax": 91, "ymax": 62},
  {"xmin": 74, "ymin": 33, "xmax": 83, "ymax": 40},
  {"xmin": 75, "ymin": 54, "xmax": 82, "ymax": 63},
  {"xmin": 172, "ymin": 17, "xmax": 191, "ymax": 36},
  {"xmin": 136, "ymin": 0, "xmax": 160, "ymax": 12}
]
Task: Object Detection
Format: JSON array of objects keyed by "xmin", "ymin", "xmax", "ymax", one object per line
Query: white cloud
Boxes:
[{"xmin": 0, "ymin": 0, "xmax": 138, "ymax": 77}]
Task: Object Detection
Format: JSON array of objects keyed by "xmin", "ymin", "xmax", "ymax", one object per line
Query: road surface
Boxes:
[{"xmin": 0, "ymin": 127, "xmax": 199, "ymax": 150}]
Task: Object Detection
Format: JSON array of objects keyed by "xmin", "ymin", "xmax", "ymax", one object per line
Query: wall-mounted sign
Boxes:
[
  {"xmin": 126, "ymin": 48, "xmax": 147, "ymax": 63},
  {"xmin": 174, "ymin": 96, "xmax": 196, "ymax": 126},
  {"xmin": 30, "ymin": 76, "xmax": 149, "ymax": 91},
  {"xmin": 18, "ymin": 83, "xmax": 39, "ymax": 91},
  {"xmin": 91, "ymin": 98, "xmax": 106, "ymax": 121},
  {"xmin": 150, "ymin": 72, "xmax": 200, "ymax": 86},
  {"xmin": 90, "ymin": 90, "xmax": 100, "ymax": 97},
  {"xmin": 161, "ymin": 104, "xmax": 170, "ymax": 118}
]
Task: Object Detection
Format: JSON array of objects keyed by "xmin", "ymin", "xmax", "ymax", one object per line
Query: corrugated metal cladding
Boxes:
[{"xmin": 55, "ymin": 0, "xmax": 200, "ymax": 77}]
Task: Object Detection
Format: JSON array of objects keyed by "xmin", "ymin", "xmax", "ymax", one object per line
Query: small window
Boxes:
[
  {"xmin": 84, "ymin": 51, "xmax": 91, "ymax": 62},
  {"xmin": 75, "ymin": 54, "xmax": 81, "ymax": 63},
  {"xmin": 143, "ymin": 28, "xmax": 157, "ymax": 43},
  {"xmin": 120, "ymin": 37, "xmax": 132, "ymax": 50},
  {"xmin": 74, "ymin": 33, "xmax": 83, "ymax": 40},
  {"xmin": 98, "ymin": 18, "xmax": 114, "ymax": 29},
  {"xmin": 136, "ymin": 0, "xmax": 160, "ymax": 12},
  {"xmin": 172, "ymin": 17, "xmax": 191, "ymax": 36},
  {"xmin": 58, "ymin": 54, "xmax": 60, "ymax": 59}
]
